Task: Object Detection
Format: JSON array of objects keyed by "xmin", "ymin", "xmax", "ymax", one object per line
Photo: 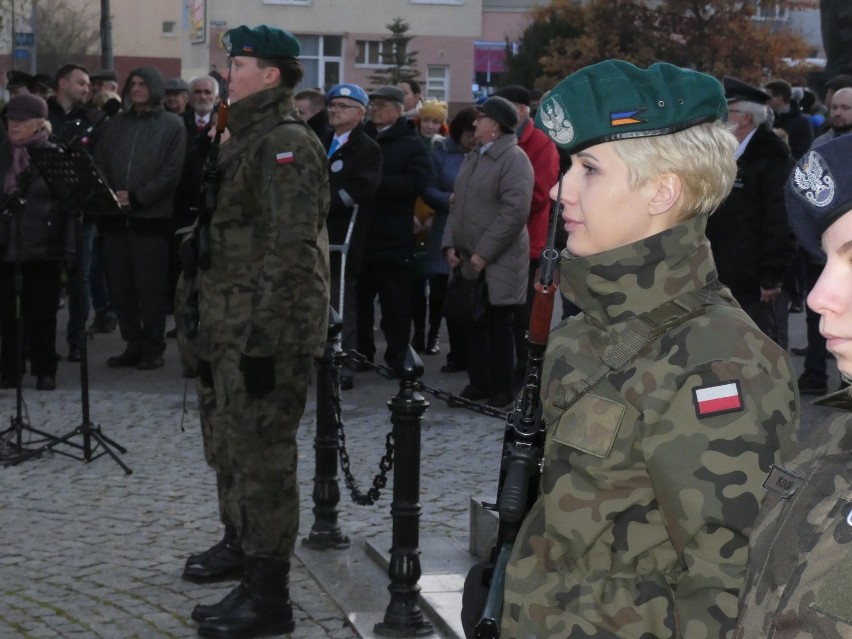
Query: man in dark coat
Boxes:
[
  {"xmin": 94, "ymin": 66, "xmax": 186, "ymax": 370},
  {"xmin": 322, "ymin": 83, "xmax": 382, "ymax": 389},
  {"xmin": 765, "ymin": 78, "xmax": 813, "ymax": 159},
  {"xmin": 706, "ymin": 77, "xmax": 797, "ymax": 349},
  {"xmin": 356, "ymin": 86, "xmax": 430, "ymax": 367}
]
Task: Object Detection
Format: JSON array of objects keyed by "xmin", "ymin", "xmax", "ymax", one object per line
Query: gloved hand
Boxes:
[
  {"xmin": 196, "ymin": 358, "xmax": 214, "ymax": 388},
  {"xmin": 239, "ymin": 354, "xmax": 276, "ymax": 397}
]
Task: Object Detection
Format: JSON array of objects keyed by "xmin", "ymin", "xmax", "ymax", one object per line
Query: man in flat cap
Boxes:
[
  {"xmin": 89, "ymin": 69, "xmax": 119, "ymax": 99},
  {"xmin": 466, "ymin": 60, "xmax": 797, "ymax": 639},
  {"xmin": 185, "ymin": 24, "xmax": 330, "ymax": 639},
  {"xmin": 705, "ymin": 77, "xmax": 797, "ymax": 352},
  {"xmin": 164, "ymin": 77, "xmax": 191, "ymax": 116},
  {"xmin": 6, "ymin": 70, "xmax": 33, "ymax": 97},
  {"xmin": 354, "ymin": 85, "xmax": 430, "ymax": 373}
]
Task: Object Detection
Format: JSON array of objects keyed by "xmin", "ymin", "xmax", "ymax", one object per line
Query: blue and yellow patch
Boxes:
[
  {"xmin": 610, "ymin": 108, "xmax": 646, "ymax": 126},
  {"xmin": 242, "ymin": 44, "xmax": 255, "ymax": 53}
]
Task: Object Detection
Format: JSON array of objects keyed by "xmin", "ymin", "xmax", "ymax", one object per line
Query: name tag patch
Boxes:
[
  {"xmin": 762, "ymin": 464, "xmax": 803, "ymax": 499},
  {"xmin": 692, "ymin": 380, "xmax": 744, "ymax": 418}
]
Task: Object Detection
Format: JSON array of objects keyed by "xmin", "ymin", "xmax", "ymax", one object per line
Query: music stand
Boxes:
[{"xmin": 11, "ymin": 144, "xmax": 133, "ymax": 474}]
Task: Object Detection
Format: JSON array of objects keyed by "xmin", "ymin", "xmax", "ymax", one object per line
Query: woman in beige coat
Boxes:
[{"xmin": 442, "ymin": 96, "xmax": 534, "ymax": 408}]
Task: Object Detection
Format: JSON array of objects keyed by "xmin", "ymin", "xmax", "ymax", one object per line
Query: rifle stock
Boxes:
[{"xmin": 472, "ymin": 174, "xmax": 564, "ymax": 639}]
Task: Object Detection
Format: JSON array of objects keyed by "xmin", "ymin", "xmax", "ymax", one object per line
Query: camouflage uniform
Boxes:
[
  {"xmin": 197, "ymin": 84, "xmax": 330, "ymax": 560},
  {"xmin": 734, "ymin": 394, "xmax": 852, "ymax": 638},
  {"xmin": 501, "ymin": 214, "xmax": 799, "ymax": 639}
]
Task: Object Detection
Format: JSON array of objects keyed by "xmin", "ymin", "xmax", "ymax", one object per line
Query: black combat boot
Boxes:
[
  {"xmin": 196, "ymin": 558, "xmax": 295, "ymax": 638},
  {"xmin": 183, "ymin": 526, "xmax": 245, "ymax": 583}
]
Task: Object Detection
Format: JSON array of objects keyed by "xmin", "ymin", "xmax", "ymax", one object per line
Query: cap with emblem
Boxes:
[
  {"xmin": 165, "ymin": 77, "xmax": 189, "ymax": 93},
  {"xmin": 785, "ymin": 136, "xmax": 852, "ymax": 261},
  {"xmin": 6, "ymin": 93, "xmax": 48, "ymax": 120},
  {"xmin": 368, "ymin": 86, "xmax": 405, "ymax": 104},
  {"xmin": 223, "ymin": 25, "xmax": 301, "ymax": 59},
  {"xmin": 477, "ymin": 96, "xmax": 519, "ymax": 133},
  {"xmin": 6, "ymin": 70, "xmax": 33, "ymax": 90},
  {"xmin": 534, "ymin": 59, "xmax": 727, "ymax": 154},
  {"xmin": 723, "ymin": 76, "xmax": 771, "ymax": 105},
  {"xmin": 494, "ymin": 85, "xmax": 531, "ymax": 107},
  {"xmin": 328, "ymin": 83, "xmax": 368, "ymax": 107}
]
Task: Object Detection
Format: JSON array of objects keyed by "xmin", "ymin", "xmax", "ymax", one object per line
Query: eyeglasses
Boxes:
[
  {"xmin": 327, "ymin": 103, "xmax": 361, "ymax": 111},
  {"xmin": 368, "ymin": 101, "xmax": 394, "ymax": 110}
]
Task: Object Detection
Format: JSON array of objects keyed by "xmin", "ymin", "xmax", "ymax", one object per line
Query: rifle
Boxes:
[
  {"xmin": 179, "ymin": 96, "xmax": 230, "ymax": 338},
  {"xmin": 472, "ymin": 174, "xmax": 564, "ymax": 639}
]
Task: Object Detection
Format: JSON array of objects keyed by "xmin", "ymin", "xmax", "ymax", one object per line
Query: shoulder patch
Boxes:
[
  {"xmin": 692, "ymin": 380, "xmax": 744, "ymax": 418},
  {"xmin": 275, "ymin": 151, "xmax": 294, "ymax": 165}
]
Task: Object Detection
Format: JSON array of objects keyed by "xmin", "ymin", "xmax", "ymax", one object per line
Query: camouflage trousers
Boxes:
[{"xmin": 205, "ymin": 343, "xmax": 313, "ymax": 560}]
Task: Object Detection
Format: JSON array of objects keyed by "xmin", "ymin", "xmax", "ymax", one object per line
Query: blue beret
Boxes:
[
  {"xmin": 223, "ymin": 25, "xmax": 300, "ymax": 59},
  {"xmin": 327, "ymin": 83, "xmax": 368, "ymax": 107},
  {"xmin": 785, "ymin": 136, "xmax": 852, "ymax": 262}
]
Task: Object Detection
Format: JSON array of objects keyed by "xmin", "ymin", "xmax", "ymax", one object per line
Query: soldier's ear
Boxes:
[{"xmin": 647, "ymin": 172, "xmax": 682, "ymax": 217}]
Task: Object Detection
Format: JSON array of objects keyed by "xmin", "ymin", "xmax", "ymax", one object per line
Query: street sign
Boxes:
[
  {"xmin": 14, "ymin": 32, "xmax": 35, "ymax": 47},
  {"xmin": 13, "ymin": 48, "xmax": 30, "ymax": 60}
]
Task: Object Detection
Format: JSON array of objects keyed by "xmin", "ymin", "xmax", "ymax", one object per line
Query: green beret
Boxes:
[
  {"xmin": 223, "ymin": 25, "xmax": 300, "ymax": 59},
  {"xmin": 535, "ymin": 59, "xmax": 728, "ymax": 153}
]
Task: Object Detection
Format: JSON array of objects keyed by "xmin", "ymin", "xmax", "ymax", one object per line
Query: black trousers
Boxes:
[
  {"xmin": 356, "ymin": 259, "xmax": 411, "ymax": 366},
  {"xmin": 467, "ymin": 303, "xmax": 516, "ymax": 396},
  {"xmin": 101, "ymin": 227, "xmax": 169, "ymax": 356},
  {"xmin": 0, "ymin": 260, "xmax": 61, "ymax": 380}
]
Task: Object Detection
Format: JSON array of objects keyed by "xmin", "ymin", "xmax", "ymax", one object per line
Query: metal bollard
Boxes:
[
  {"xmin": 303, "ymin": 306, "xmax": 351, "ymax": 551},
  {"xmin": 374, "ymin": 346, "xmax": 433, "ymax": 637}
]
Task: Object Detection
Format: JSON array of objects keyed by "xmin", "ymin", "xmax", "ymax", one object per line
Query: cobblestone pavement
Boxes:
[{"xmin": 0, "ymin": 307, "xmax": 839, "ymax": 638}]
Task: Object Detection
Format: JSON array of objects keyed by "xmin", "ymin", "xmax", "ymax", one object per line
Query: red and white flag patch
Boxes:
[
  {"xmin": 692, "ymin": 381, "xmax": 744, "ymax": 418},
  {"xmin": 275, "ymin": 151, "xmax": 294, "ymax": 165}
]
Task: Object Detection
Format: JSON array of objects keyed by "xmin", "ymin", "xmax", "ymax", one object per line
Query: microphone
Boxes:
[{"xmin": 67, "ymin": 98, "xmax": 122, "ymax": 148}]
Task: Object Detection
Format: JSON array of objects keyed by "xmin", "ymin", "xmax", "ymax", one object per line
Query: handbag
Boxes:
[{"xmin": 443, "ymin": 266, "xmax": 488, "ymax": 325}]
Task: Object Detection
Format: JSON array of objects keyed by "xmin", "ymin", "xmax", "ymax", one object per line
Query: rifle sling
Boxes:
[{"xmin": 545, "ymin": 285, "xmax": 729, "ymax": 426}]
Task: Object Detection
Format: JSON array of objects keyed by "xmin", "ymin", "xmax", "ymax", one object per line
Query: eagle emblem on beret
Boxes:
[
  {"xmin": 539, "ymin": 97, "xmax": 574, "ymax": 145},
  {"xmin": 793, "ymin": 151, "xmax": 835, "ymax": 208}
]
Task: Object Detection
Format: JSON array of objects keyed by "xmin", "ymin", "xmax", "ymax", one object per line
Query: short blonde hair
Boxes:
[{"xmin": 612, "ymin": 121, "xmax": 737, "ymax": 220}]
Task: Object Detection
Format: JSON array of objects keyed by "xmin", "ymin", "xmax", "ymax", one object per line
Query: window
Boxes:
[
  {"xmin": 426, "ymin": 66, "xmax": 449, "ymax": 101},
  {"xmin": 753, "ymin": 2, "xmax": 789, "ymax": 21},
  {"xmin": 296, "ymin": 35, "xmax": 343, "ymax": 92},
  {"xmin": 355, "ymin": 40, "xmax": 407, "ymax": 68},
  {"xmin": 162, "ymin": 21, "xmax": 176, "ymax": 37}
]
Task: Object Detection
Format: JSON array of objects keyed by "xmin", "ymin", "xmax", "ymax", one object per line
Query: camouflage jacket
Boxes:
[
  {"xmin": 198, "ymin": 85, "xmax": 330, "ymax": 358},
  {"xmin": 734, "ymin": 397, "xmax": 852, "ymax": 639},
  {"xmin": 501, "ymin": 214, "xmax": 799, "ymax": 639}
]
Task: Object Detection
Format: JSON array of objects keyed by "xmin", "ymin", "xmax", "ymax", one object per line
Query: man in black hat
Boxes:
[
  {"xmin": 163, "ymin": 77, "xmax": 191, "ymax": 116},
  {"xmin": 705, "ymin": 77, "xmax": 797, "ymax": 351},
  {"xmin": 354, "ymin": 85, "xmax": 430, "ymax": 371},
  {"xmin": 493, "ymin": 84, "xmax": 559, "ymax": 383},
  {"xmin": 89, "ymin": 69, "xmax": 119, "ymax": 99},
  {"xmin": 6, "ymin": 70, "xmax": 33, "ymax": 97},
  {"xmin": 187, "ymin": 24, "xmax": 330, "ymax": 639}
]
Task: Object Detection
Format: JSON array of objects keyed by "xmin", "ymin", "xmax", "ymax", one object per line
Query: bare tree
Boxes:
[{"xmin": 35, "ymin": 0, "xmax": 100, "ymax": 75}]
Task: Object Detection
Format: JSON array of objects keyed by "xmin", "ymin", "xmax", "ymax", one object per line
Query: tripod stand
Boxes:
[{"xmin": 4, "ymin": 144, "xmax": 133, "ymax": 474}]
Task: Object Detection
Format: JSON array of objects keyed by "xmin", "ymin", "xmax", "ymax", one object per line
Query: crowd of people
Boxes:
[{"xmin": 3, "ymin": 30, "xmax": 852, "ymax": 639}]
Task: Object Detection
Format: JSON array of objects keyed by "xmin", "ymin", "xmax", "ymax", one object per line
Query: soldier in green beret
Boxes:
[
  {"xmin": 497, "ymin": 60, "xmax": 799, "ymax": 638},
  {"xmin": 186, "ymin": 24, "xmax": 330, "ymax": 639},
  {"xmin": 734, "ymin": 134, "xmax": 852, "ymax": 639}
]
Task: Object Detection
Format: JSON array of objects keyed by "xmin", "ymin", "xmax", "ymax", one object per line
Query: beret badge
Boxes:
[
  {"xmin": 793, "ymin": 151, "xmax": 836, "ymax": 209},
  {"xmin": 538, "ymin": 94, "xmax": 575, "ymax": 146}
]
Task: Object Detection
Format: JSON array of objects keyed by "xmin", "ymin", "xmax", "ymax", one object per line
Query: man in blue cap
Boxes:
[
  {"xmin": 187, "ymin": 24, "xmax": 330, "ymax": 639},
  {"xmin": 323, "ymin": 82, "xmax": 382, "ymax": 389}
]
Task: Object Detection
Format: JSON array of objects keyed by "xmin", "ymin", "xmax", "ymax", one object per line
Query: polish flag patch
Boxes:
[
  {"xmin": 692, "ymin": 381, "xmax": 744, "ymax": 418},
  {"xmin": 275, "ymin": 151, "xmax": 295, "ymax": 165}
]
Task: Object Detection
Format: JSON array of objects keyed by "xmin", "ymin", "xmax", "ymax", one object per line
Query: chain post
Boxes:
[
  {"xmin": 375, "ymin": 346, "xmax": 434, "ymax": 637},
  {"xmin": 303, "ymin": 306, "xmax": 351, "ymax": 550}
]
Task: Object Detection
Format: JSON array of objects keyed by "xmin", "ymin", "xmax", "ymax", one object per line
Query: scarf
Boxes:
[{"xmin": 4, "ymin": 128, "xmax": 50, "ymax": 196}]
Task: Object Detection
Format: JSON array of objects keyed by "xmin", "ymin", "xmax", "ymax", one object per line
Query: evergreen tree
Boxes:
[{"xmin": 367, "ymin": 17, "xmax": 421, "ymax": 88}]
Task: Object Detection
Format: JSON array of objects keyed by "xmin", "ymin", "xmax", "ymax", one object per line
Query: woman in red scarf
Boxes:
[{"xmin": 0, "ymin": 94, "xmax": 72, "ymax": 390}]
